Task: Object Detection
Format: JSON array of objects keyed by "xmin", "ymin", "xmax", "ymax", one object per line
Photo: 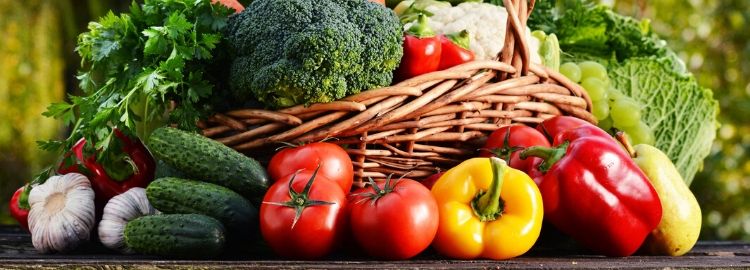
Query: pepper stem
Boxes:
[
  {"xmin": 19, "ymin": 185, "xmax": 31, "ymax": 210},
  {"xmin": 407, "ymin": 14, "xmax": 435, "ymax": 38},
  {"xmin": 472, "ymin": 157, "xmax": 506, "ymax": 222},
  {"xmin": 520, "ymin": 141, "xmax": 570, "ymax": 173},
  {"xmin": 447, "ymin": 30, "xmax": 471, "ymax": 50},
  {"xmin": 614, "ymin": 131, "xmax": 637, "ymax": 157}
]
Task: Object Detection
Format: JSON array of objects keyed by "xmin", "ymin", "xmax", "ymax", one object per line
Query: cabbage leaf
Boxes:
[{"xmin": 609, "ymin": 57, "xmax": 719, "ymax": 185}]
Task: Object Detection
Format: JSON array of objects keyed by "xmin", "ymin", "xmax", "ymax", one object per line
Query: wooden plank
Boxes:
[{"xmin": 0, "ymin": 226, "xmax": 748, "ymax": 269}]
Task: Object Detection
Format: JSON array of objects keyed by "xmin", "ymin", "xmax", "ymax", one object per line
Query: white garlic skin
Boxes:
[
  {"xmin": 98, "ymin": 187, "xmax": 159, "ymax": 253},
  {"xmin": 28, "ymin": 173, "xmax": 96, "ymax": 253}
]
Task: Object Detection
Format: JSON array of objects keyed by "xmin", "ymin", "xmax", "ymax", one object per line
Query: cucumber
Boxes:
[
  {"xmin": 147, "ymin": 127, "xmax": 269, "ymax": 201},
  {"xmin": 154, "ymin": 159, "xmax": 188, "ymax": 179},
  {"xmin": 146, "ymin": 177, "xmax": 258, "ymax": 242},
  {"xmin": 124, "ymin": 214, "xmax": 225, "ymax": 258}
]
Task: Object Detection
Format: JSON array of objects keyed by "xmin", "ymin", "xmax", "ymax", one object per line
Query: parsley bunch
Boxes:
[{"xmin": 36, "ymin": 0, "xmax": 232, "ymax": 181}]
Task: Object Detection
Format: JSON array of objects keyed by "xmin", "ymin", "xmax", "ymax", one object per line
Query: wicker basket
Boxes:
[{"xmin": 199, "ymin": 0, "xmax": 595, "ymax": 185}]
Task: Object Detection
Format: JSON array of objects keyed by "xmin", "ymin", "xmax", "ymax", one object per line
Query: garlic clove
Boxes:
[
  {"xmin": 99, "ymin": 187, "xmax": 159, "ymax": 253},
  {"xmin": 28, "ymin": 173, "xmax": 96, "ymax": 254}
]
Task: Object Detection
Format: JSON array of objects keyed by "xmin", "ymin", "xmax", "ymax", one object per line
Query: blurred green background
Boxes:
[{"xmin": 0, "ymin": 0, "xmax": 748, "ymax": 240}]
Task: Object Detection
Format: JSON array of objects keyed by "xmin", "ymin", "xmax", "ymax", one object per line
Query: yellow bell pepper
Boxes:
[{"xmin": 431, "ymin": 157, "xmax": 543, "ymax": 260}]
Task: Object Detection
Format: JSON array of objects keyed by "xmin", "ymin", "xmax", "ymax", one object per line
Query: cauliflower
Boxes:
[{"xmin": 408, "ymin": 2, "xmax": 541, "ymax": 63}]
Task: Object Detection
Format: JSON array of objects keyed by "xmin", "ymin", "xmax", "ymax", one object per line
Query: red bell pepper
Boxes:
[
  {"xmin": 438, "ymin": 30, "xmax": 475, "ymax": 70},
  {"xmin": 394, "ymin": 14, "xmax": 441, "ymax": 81},
  {"xmin": 8, "ymin": 186, "xmax": 30, "ymax": 232},
  {"xmin": 58, "ymin": 129, "xmax": 156, "ymax": 203},
  {"xmin": 520, "ymin": 116, "xmax": 662, "ymax": 257},
  {"xmin": 535, "ymin": 115, "xmax": 594, "ymax": 140}
]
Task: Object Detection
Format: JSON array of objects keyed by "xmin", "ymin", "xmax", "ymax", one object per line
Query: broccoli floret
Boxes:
[{"xmin": 226, "ymin": 0, "xmax": 403, "ymax": 108}]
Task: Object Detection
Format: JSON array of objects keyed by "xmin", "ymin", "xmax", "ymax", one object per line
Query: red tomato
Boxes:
[
  {"xmin": 268, "ymin": 142, "xmax": 353, "ymax": 192},
  {"xmin": 480, "ymin": 124, "xmax": 550, "ymax": 178},
  {"xmin": 349, "ymin": 178, "xmax": 438, "ymax": 260},
  {"xmin": 260, "ymin": 170, "xmax": 348, "ymax": 259}
]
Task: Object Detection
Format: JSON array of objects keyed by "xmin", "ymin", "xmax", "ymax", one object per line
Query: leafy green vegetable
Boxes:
[
  {"xmin": 530, "ymin": 0, "xmax": 684, "ymax": 72},
  {"xmin": 609, "ymin": 57, "xmax": 718, "ymax": 185},
  {"xmin": 35, "ymin": 0, "xmax": 232, "ymax": 182},
  {"xmin": 225, "ymin": 0, "xmax": 403, "ymax": 108},
  {"xmin": 526, "ymin": 0, "xmax": 557, "ymax": 33}
]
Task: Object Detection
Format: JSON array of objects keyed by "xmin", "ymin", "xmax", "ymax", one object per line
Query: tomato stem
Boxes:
[
  {"xmin": 484, "ymin": 125, "xmax": 525, "ymax": 164},
  {"xmin": 263, "ymin": 164, "xmax": 336, "ymax": 229},
  {"xmin": 357, "ymin": 174, "xmax": 405, "ymax": 205}
]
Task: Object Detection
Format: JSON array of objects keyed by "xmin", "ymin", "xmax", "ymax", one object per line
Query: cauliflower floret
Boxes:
[{"xmin": 409, "ymin": 2, "xmax": 541, "ymax": 63}]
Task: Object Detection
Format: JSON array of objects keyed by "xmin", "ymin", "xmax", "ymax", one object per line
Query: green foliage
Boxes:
[
  {"xmin": 530, "ymin": 0, "xmax": 681, "ymax": 69},
  {"xmin": 225, "ymin": 0, "xmax": 403, "ymax": 108},
  {"xmin": 37, "ymin": 0, "xmax": 233, "ymax": 184}
]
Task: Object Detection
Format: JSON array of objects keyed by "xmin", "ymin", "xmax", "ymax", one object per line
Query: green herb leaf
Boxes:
[{"xmin": 39, "ymin": 0, "xmax": 233, "ymax": 165}]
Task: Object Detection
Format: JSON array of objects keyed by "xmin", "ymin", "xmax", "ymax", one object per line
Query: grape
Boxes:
[
  {"xmin": 608, "ymin": 88, "xmax": 626, "ymax": 102},
  {"xmin": 610, "ymin": 99, "xmax": 641, "ymax": 128},
  {"xmin": 560, "ymin": 62, "xmax": 582, "ymax": 82},
  {"xmin": 629, "ymin": 121, "xmax": 655, "ymax": 145},
  {"xmin": 578, "ymin": 61, "xmax": 608, "ymax": 81},
  {"xmin": 582, "ymin": 78, "xmax": 609, "ymax": 101},
  {"xmin": 592, "ymin": 101, "xmax": 610, "ymax": 120},
  {"xmin": 597, "ymin": 117, "xmax": 613, "ymax": 132}
]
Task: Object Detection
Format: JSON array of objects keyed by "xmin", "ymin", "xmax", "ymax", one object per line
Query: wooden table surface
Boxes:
[{"xmin": 1, "ymin": 226, "xmax": 748, "ymax": 269}]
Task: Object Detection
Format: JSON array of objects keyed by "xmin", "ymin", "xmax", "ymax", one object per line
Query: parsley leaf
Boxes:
[{"xmin": 40, "ymin": 0, "xmax": 233, "ymax": 166}]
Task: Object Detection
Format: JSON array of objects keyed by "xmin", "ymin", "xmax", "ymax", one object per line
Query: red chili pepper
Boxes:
[
  {"xmin": 520, "ymin": 116, "xmax": 662, "ymax": 257},
  {"xmin": 58, "ymin": 129, "xmax": 156, "ymax": 203},
  {"xmin": 438, "ymin": 30, "xmax": 475, "ymax": 70},
  {"xmin": 394, "ymin": 14, "xmax": 441, "ymax": 81},
  {"xmin": 8, "ymin": 186, "xmax": 30, "ymax": 232}
]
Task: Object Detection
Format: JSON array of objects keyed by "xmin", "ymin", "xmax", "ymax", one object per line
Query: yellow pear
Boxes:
[{"xmin": 631, "ymin": 144, "xmax": 702, "ymax": 256}]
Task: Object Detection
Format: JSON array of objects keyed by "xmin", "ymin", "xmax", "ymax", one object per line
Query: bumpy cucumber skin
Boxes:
[
  {"xmin": 154, "ymin": 159, "xmax": 188, "ymax": 179},
  {"xmin": 124, "ymin": 214, "xmax": 225, "ymax": 258},
  {"xmin": 147, "ymin": 127, "xmax": 269, "ymax": 201},
  {"xmin": 147, "ymin": 177, "xmax": 258, "ymax": 242}
]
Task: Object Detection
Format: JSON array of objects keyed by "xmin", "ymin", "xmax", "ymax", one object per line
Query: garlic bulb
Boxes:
[
  {"xmin": 98, "ymin": 187, "xmax": 159, "ymax": 253},
  {"xmin": 28, "ymin": 173, "xmax": 96, "ymax": 253}
]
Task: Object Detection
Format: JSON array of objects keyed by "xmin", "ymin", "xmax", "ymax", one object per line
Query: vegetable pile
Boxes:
[
  {"xmin": 529, "ymin": 1, "xmax": 719, "ymax": 185},
  {"xmin": 7, "ymin": 0, "xmax": 714, "ymax": 262}
]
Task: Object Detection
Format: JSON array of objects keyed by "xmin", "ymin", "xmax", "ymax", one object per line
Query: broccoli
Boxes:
[{"xmin": 226, "ymin": 0, "xmax": 404, "ymax": 108}]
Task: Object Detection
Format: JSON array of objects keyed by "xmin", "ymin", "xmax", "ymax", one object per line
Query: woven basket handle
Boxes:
[{"xmin": 498, "ymin": 0, "xmax": 536, "ymax": 78}]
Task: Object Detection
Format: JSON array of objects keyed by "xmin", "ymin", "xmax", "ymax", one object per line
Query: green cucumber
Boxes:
[
  {"xmin": 147, "ymin": 127, "xmax": 269, "ymax": 202},
  {"xmin": 147, "ymin": 177, "xmax": 258, "ymax": 242},
  {"xmin": 124, "ymin": 214, "xmax": 225, "ymax": 258},
  {"xmin": 154, "ymin": 159, "xmax": 188, "ymax": 179}
]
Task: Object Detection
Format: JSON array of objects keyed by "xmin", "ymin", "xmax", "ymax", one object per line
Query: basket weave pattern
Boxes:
[{"xmin": 200, "ymin": 0, "xmax": 595, "ymax": 184}]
